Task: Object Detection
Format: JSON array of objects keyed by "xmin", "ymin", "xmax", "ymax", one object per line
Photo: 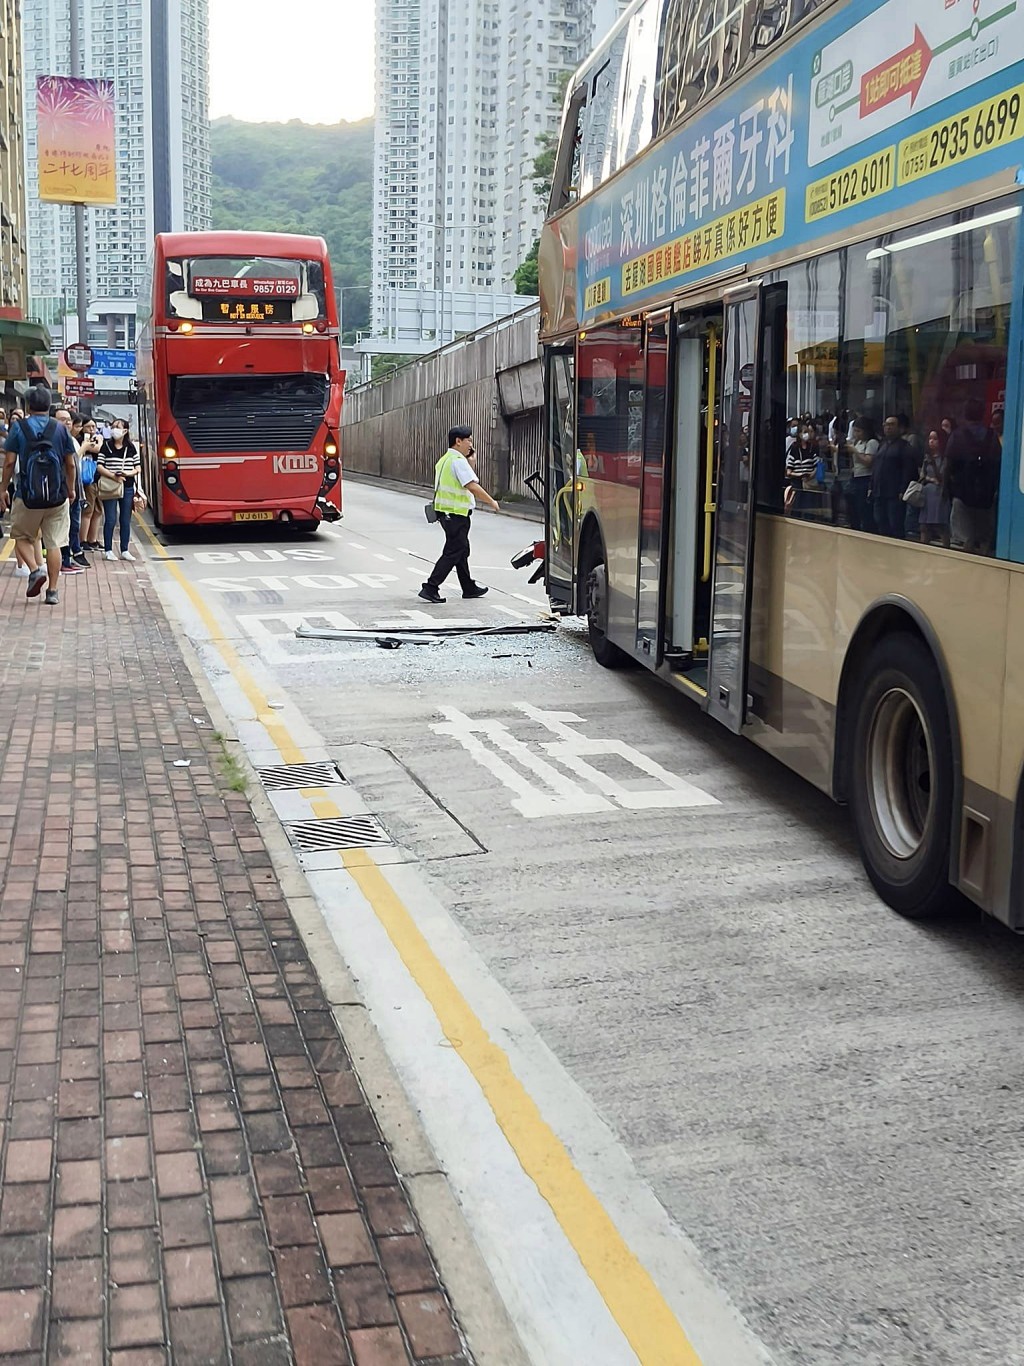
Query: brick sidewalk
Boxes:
[{"xmin": 0, "ymin": 547, "xmax": 470, "ymax": 1365}]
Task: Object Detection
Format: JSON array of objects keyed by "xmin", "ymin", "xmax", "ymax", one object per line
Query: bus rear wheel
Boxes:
[
  {"xmin": 581, "ymin": 540, "xmax": 626, "ymax": 669},
  {"xmin": 847, "ymin": 633, "xmax": 954, "ymax": 919}
]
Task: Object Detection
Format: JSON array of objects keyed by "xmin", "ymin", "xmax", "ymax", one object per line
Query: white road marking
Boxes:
[
  {"xmin": 197, "ymin": 572, "xmax": 399, "ymax": 593},
  {"xmin": 194, "ymin": 548, "xmax": 333, "ymax": 565},
  {"xmin": 492, "ymin": 604, "xmax": 532, "ymax": 620},
  {"xmin": 432, "ymin": 705, "xmax": 719, "ymax": 818},
  {"xmin": 375, "ymin": 554, "xmax": 394, "ymax": 562}
]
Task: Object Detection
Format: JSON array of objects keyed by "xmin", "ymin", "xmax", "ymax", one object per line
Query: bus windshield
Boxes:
[{"xmin": 164, "ymin": 255, "xmax": 327, "ymax": 323}]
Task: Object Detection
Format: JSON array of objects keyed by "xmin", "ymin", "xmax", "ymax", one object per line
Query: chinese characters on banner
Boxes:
[
  {"xmin": 583, "ymin": 73, "xmax": 795, "ymax": 312},
  {"xmin": 37, "ymin": 75, "xmax": 116, "ymax": 207}
]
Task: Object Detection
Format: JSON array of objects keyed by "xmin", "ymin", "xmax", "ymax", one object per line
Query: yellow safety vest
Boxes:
[{"xmin": 433, "ymin": 449, "xmax": 473, "ymax": 515}]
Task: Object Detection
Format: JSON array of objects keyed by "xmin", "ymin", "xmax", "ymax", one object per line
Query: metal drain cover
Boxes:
[
  {"xmin": 285, "ymin": 815, "xmax": 391, "ymax": 851},
  {"xmin": 258, "ymin": 761, "xmax": 346, "ymax": 791}
]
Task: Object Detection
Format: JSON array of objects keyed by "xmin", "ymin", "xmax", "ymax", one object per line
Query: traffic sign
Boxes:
[
  {"xmin": 64, "ymin": 343, "xmax": 94, "ymax": 374},
  {"xmin": 89, "ymin": 348, "xmax": 135, "ymax": 377},
  {"xmin": 64, "ymin": 377, "xmax": 95, "ymax": 397}
]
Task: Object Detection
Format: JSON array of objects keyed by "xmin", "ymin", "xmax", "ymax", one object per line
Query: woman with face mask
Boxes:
[
  {"xmin": 97, "ymin": 417, "xmax": 141, "ymax": 561},
  {"xmin": 79, "ymin": 419, "xmax": 106, "ymax": 550}
]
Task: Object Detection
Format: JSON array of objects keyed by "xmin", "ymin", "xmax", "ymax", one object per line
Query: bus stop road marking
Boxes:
[{"xmin": 432, "ymin": 704, "xmax": 720, "ymax": 818}]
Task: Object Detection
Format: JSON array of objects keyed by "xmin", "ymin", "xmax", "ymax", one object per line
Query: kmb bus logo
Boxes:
[{"xmin": 273, "ymin": 454, "xmax": 318, "ymax": 474}]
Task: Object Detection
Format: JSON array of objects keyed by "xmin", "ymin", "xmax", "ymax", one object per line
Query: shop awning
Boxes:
[{"xmin": 0, "ymin": 317, "xmax": 53, "ymax": 382}]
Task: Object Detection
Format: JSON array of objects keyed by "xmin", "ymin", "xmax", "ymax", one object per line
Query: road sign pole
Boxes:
[{"xmin": 69, "ymin": 0, "xmax": 88, "ymax": 349}]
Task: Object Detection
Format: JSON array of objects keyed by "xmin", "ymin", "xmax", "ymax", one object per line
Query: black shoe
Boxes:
[
  {"xmin": 417, "ymin": 584, "xmax": 445, "ymax": 603},
  {"xmin": 462, "ymin": 584, "xmax": 489, "ymax": 599},
  {"xmin": 72, "ymin": 552, "xmax": 91, "ymax": 568}
]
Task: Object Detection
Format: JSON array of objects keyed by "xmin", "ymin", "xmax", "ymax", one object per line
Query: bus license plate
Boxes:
[{"xmin": 233, "ymin": 510, "xmax": 275, "ymax": 522}]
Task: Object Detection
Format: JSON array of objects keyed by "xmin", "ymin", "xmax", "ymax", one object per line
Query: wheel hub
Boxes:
[{"xmin": 866, "ymin": 687, "xmax": 934, "ymax": 860}]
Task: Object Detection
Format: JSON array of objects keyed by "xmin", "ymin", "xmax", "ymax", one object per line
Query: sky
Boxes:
[{"xmin": 209, "ymin": 0, "xmax": 374, "ymax": 124}]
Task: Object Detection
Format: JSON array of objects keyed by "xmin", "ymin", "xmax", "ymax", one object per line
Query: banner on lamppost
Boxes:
[{"xmin": 36, "ymin": 75, "xmax": 116, "ymax": 206}]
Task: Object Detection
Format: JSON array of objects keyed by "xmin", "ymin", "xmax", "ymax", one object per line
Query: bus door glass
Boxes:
[
  {"xmin": 706, "ymin": 287, "xmax": 762, "ymax": 733},
  {"xmin": 635, "ymin": 312, "xmax": 670, "ymax": 659},
  {"xmin": 545, "ymin": 346, "xmax": 577, "ymax": 608}
]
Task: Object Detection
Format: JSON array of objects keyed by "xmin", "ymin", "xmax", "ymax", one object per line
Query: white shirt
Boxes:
[{"xmin": 450, "ymin": 453, "xmax": 476, "ymax": 509}]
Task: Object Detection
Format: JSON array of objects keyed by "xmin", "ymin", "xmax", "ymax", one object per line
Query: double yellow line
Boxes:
[{"xmin": 136, "ymin": 516, "xmax": 702, "ymax": 1365}]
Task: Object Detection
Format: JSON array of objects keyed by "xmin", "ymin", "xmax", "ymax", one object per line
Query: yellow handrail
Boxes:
[{"xmin": 701, "ymin": 324, "xmax": 718, "ymax": 584}]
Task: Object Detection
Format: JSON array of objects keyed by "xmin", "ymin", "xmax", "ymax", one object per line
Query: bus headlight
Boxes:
[
  {"xmin": 302, "ymin": 322, "xmax": 315, "ymax": 334},
  {"xmin": 163, "ymin": 444, "xmax": 177, "ymax": 460},
  {"xmin": 179, "ymin": 321, "xmax": 194, "ymax": 334},
  {"xmin": 325, "ymin": 440, "xmax": 338, "ymax": 456}
]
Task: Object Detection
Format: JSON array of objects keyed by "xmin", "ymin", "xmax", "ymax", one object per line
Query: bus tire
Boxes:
[
  {"xmin": 847, "ymin": 632, "xmax": 954, "ymax": 919},
  {"xmin": 581, "ymin": 539, "xmax": 626, "ymax": 669}
]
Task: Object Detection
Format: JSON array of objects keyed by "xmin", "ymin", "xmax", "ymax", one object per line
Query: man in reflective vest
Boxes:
[{"xmin": 419, "ymin": 424, "xmax": 500, "ymax": 603}]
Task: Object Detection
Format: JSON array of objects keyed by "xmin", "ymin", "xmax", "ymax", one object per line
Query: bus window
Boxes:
[
  {"xmin": 769, "ymin": 252, "xmax": 841, "ymax": 524},
  {"xmin": 549, "ymin": 86, "xmax": 588, "ymax": 216},
  {"xmin": 657, "ymin": 0, "xmax": 752, "ymax": 131},
  {"xmin": 657, "ymin": 0, "xmax": 833, "ymax": 132},
  {"xmin": 843, "ymin": 207, "xmax": 1019, "ymax": 557},
  {"xmin": 578, "ymin": 325, "xmax": 644, "ymax": 487},
  {"xmin": 578, "ymin": 31, "xmax": 628, "ymax": 199},
  {"xmin": 618, "ymin": 0, "xmax": 662, "ymax": 166}
]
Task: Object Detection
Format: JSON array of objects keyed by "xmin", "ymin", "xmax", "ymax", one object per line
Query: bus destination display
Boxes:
[{"xmin": 191, "ymin": 276, "xmax": 301, "ymax": 298}]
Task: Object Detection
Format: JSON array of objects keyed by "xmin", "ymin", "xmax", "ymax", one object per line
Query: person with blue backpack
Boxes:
[{"xmin": 1, "ymin": 385, "xmax": 79, "ymax": 606}]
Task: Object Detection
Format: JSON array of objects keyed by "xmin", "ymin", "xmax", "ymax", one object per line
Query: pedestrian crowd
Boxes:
[
  {"xmin": 1, "ymin": 385, "xmax": 144, "ymax": 605},
  {"xmin": 784, "ymin": 400, "xmax": 1002, "ymax": 556}
]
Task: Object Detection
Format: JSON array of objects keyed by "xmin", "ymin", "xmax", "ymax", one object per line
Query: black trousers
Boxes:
[{"xmin": 427, "ymin": 512, "xmax": 473, "ymax": 590}]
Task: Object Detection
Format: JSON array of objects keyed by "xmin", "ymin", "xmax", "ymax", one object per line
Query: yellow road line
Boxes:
[
  {"xmin": 137, "ymin": 513, "xmax": 702, "ymax": 1365},
  {"xmin": 136, "ymin": 517, "xmax": 303, "ymax": 763},
  {"xmin": 0, "ymin": 538, "xmax": 14, "ymax": 562}
]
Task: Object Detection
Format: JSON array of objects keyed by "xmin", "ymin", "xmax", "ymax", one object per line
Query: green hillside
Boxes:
[{"xmin": 210, "ymin": 116, "xmax": 372, "ymax": 340}]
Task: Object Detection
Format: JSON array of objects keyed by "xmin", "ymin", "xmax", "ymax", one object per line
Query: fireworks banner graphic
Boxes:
[{"xmin": 37, "ymin": 76, "xmax": 116, "ymax": 206}]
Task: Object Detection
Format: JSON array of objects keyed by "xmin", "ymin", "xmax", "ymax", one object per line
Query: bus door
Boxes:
[
  {"xmin": 545, "ymin": 345, "xmax": 577, "ymax": 610},
  {"xmin": 705, "ymin": 286, "xmax": 763, "ymax": 733},
  {"xmin": 634, "ymin": 312, "xmax": 671, "ymax": 660}
]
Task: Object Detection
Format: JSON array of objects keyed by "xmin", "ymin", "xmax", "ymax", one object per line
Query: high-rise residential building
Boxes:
[
  {"xmin": 22, "ymin": 0, "xmax": 211, "ymax": 340},
  {"xmin": 0, "ymin": 0, "xmax": 50, "ymax": 395},
  {"xmin": 500, "ymin": 0, "xmax": 627, "ymax": 285},
  {"xmin": 371, "ymin": 0, "xmax": 625, "ymax": 335}
]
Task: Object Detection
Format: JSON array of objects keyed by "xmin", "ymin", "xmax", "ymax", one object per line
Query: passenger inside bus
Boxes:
[{"xmin": 772, "ymin": 207, "xmax": 1012, "ymax": 557}]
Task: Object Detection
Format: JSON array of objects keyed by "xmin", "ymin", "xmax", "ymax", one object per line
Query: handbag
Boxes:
[
  {"xmin": 81, "ymin": 456, "xmax": 97, "ymax": 486},
  {"xmin": 133, "ymin": 488, "xmax": 148, "ymax": 513},
  {"xmin": 97, "ymin": 473, "xmax": 121, "ymax": 500},
  {"xmin": 902, "ymin": 478, "xmax": 926, "ymax": 508},
  {"xmin": 424, "ymin": 458, "xmax": 443, "ymax": 523}
]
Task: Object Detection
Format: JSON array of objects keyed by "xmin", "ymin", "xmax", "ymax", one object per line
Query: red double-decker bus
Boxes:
[{"xmin": 136, "ymin": 230, "xmax": 343, "ymax": 529}]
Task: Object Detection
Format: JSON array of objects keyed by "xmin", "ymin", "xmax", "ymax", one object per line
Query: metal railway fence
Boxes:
[{"xmin": 341, "ymin": 304, "xmax": 544, "ymax": 501}]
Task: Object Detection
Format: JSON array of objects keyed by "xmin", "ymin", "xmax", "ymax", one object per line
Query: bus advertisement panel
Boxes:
[
  {"xmin": 136, "ymin": 231, "xmax": 343, "ymax": 530},
  {"xmin": 572, "ymin": 0, "xmax": 1024, "ymax": 330}
]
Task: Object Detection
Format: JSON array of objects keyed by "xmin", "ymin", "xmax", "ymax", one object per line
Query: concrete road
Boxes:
[{"xmin": 144, "ymin": 477, "xmax": 1024, "ymax": 1366}]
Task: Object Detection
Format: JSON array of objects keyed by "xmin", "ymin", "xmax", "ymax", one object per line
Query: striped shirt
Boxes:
[
  {"xmin": 99, "ymin": 440, "xmax": 139, "ymax": 476},
  {"xmin": 786, "ymin": 444, "xmax": 818, "ymax": 481}
]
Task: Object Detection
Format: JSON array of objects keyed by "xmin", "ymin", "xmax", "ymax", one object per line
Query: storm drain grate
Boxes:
[
  {"xmin": 258, "ymin": 761, "xmax": 346, "ymax": 791},
  {"xmin": 285, "ymin": 815, "xmax": 392, "ymax": 851}
]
